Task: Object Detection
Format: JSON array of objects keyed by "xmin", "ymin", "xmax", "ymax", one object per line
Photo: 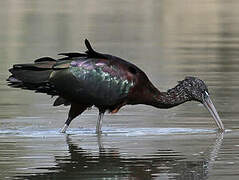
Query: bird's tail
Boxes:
[{"xmin": 7, "ymin": 57, "xmax": 58, "ymax": 96}]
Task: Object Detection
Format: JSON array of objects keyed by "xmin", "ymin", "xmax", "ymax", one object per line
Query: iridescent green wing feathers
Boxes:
[
  {"xmin": 50, "ymin": 58, "xmax": 135, "ymax": 107},
  {"xmin": 8, "ymin": 39, "xmax": 136, "ymax": 108}
]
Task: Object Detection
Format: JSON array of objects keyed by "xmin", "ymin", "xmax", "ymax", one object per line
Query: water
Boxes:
[{"xmin": 1, "ymin": 0, "xmax": 239, "ymax": 179}]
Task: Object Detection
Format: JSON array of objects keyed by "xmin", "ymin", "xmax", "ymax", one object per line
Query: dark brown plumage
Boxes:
[{"xmin": 7, "ymin": 39, "xmax": 224, "ymax": 133}]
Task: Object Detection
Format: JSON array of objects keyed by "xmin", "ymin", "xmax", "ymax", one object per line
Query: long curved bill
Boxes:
[{"xmin": 203, "ymin": 92, "xmax": 224, "ymax": 131}]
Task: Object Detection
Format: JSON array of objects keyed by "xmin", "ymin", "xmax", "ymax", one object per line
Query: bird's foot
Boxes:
[
  {"xmin": 96, "ymin": 129, "xmax": 102, "ymax": 135},
  {"xmin": 60, "ymin": 124, "xmax": 68, "ymax": 133}
]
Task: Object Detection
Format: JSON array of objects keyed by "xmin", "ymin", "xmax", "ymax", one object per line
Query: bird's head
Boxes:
[{"xmin": 178, "ymin": 77, "xmax": 224, "ymax": 131}]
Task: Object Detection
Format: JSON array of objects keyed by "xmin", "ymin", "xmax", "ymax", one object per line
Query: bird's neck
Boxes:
[{"xmin": 150, "ymin": 83, "xmax": 190, "ymax": 109}]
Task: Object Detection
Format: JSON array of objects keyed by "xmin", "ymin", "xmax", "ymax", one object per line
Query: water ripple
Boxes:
[{"xmin": 0, "ymin": 127, "xmax": 219, "ymax": 137}]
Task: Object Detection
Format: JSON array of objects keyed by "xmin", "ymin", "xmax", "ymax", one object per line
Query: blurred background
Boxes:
[{"xmin": 0, "ymin": 0, "xmax": 239, "ymax": 179}]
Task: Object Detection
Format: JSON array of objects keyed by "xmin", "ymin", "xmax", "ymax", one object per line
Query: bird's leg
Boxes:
[
  {"xmin": 61, "ymin": 124, "xmax": 69, "ymax": 133},
  {"xmin": 96, "ymin": 111, "xmax": 105, "ymax": 134},
  {"xmin": 97, "ymin": 133, "xmax": 105, "ymax": 151},
  {"xmin": 60, "ymin": 103, "xmax": 88, "ymax": 133}
]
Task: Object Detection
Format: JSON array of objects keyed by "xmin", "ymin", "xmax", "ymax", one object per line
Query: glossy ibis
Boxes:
[{"xmin": 7, "ymin": 39, "xmax": 224, "ymax": 133}]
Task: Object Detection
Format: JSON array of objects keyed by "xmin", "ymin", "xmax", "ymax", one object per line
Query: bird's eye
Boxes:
[
  {"xmin": 202, "ymin": 91, "xmax": 209, "ymax": 99},
  {"xmin": 128, "ymin": 66, "xmax": 137, "ymax": 74}
]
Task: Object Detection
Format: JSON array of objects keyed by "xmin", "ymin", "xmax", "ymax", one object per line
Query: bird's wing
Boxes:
[{"xmin": 50, "ymin": 58, "xmax": 135, "ymax": 107}]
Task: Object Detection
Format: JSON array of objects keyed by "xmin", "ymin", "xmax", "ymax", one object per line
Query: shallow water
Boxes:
[{"xmin": 1, "ymin": 0, "xmax": 239, "ymax": 179}]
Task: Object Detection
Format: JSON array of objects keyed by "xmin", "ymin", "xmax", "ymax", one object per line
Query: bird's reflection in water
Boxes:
[{"xmin": 17, "ymin": 132, "xmax": 224, "ymax": 180}]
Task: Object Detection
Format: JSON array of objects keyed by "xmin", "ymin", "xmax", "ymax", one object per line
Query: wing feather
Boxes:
[{"xmin": 50, "ymin": 58, "xmax": 134, "ymax": 106}]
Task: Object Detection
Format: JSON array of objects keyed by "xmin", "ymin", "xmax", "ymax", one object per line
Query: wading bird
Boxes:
[{"xmin": 7, "ymin": 39, "xmax": 224, "ymax": 133}]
